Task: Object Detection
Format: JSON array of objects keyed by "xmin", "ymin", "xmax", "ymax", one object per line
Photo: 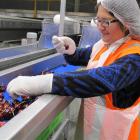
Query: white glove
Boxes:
[
  {"xmin": 52, "ymin": 35, "xmax": 76, "ymax": 55},
  {"xmin": 7, "ymin": 74, "xmax": 53, "ymax": 98}
]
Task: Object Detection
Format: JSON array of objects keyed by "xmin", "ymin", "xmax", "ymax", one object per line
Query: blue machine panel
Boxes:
[{"xmin": 0, "ymin": 45, "xmax": 41, "ymax": 59}]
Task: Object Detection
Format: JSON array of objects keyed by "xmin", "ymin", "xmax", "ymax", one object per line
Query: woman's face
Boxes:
[{"xmin": 96, "ymin": 5, "xmax": 126, "ymax": 44}]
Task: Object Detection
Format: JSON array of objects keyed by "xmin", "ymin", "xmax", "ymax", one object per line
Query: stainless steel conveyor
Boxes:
[
  {"xmin": 0, "ymin": 44, "xmax": 56, "ymax": 70},
  {"xmin": 0, "ymin": 53, "xmax": 74, "ymax": 140},
  {"xmin": 0, "ymin": 15, "xmax": 42, "ymax": 41}
]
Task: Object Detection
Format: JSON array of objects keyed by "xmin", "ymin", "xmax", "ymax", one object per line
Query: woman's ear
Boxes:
[
  {"xmin": 124, "ymin": 26, "xmax": 129, "ymax": 36},
  {"xmin": 120, "ymin": 23, "xmax": 129, "ymax": 36}
]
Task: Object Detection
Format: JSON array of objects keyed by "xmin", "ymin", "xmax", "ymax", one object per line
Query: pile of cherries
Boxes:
[{"xmin": 0, "ymin": 86, "xmax": 36, "ymax": 127}]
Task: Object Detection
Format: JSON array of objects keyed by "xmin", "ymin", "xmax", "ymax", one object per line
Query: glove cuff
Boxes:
[{"xmin": 40, "ymin": 74, "xmax": 53, "ymax": 94}]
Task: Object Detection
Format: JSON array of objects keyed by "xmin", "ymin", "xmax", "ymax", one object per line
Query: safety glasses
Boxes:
[{"xmin": 93, "ymin": 17, "xmax": 118, "ymax": 27}]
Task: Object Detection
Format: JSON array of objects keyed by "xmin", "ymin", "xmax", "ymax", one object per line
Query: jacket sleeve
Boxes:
[
  {"xmin": 51, "ymin": 54, "xmax": 140, "ymax": 98},
  {"xmin": 64, "ymin": 46, "xmax": 92, "ymax": 66}
]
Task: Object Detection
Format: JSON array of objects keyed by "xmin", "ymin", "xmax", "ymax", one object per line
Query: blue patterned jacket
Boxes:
[{"xmin": 52, "ymin": 46, "xmax": 140, "ymax": 108}]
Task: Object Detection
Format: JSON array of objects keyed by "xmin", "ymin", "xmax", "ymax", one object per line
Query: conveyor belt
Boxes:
[
  {"xmin": 0, "ymin": 53, "xmax": 75, "ymax": 140},
  {"xmin": 0, "ymin": 44, "xmax": 57, "ymax": 71},
  {"xmin": 0, "ymin": 44, "xmax": 40, "ymax": 58}
]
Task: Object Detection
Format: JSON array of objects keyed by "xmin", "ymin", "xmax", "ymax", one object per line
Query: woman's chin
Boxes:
[{"xmin": 102, "ymin": 37, "xmax": 110, "ymax": 44}]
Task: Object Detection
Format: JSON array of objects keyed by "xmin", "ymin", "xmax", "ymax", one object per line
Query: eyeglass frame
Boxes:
[{"xmin": 93, "ymin": 17, "xmax": 119, "ymax": 27}]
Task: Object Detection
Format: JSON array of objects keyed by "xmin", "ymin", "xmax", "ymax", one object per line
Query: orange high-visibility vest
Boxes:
[{"xmin": 93, "ymin": 39, "xmax": 140, "ymax": 140}]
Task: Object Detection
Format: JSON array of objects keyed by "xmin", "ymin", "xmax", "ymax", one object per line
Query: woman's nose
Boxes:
[{"xmin": 97, "ymin": 23, "xmax": 106, "ymax": 31}]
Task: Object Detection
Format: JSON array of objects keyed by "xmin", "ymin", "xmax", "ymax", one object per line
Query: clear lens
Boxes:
[{"xmin": 93, "ymin": 17, "xmax": 118, "ymax": 27}]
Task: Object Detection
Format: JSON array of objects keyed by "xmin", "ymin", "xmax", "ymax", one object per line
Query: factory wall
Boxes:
[{"xmin": 0, "ymin": 0, "xmax": 96, "ymax": 13}]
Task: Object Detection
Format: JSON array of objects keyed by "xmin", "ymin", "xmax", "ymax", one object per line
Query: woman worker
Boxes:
[{"xmin": 7, "ymin": 0, "xmax": 140, "ymax": 139}]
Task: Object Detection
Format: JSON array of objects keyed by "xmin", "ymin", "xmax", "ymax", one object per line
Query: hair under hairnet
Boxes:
[{"xmin": 97, "ymin": 0, "xmax": 140, "ymax": 40}]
